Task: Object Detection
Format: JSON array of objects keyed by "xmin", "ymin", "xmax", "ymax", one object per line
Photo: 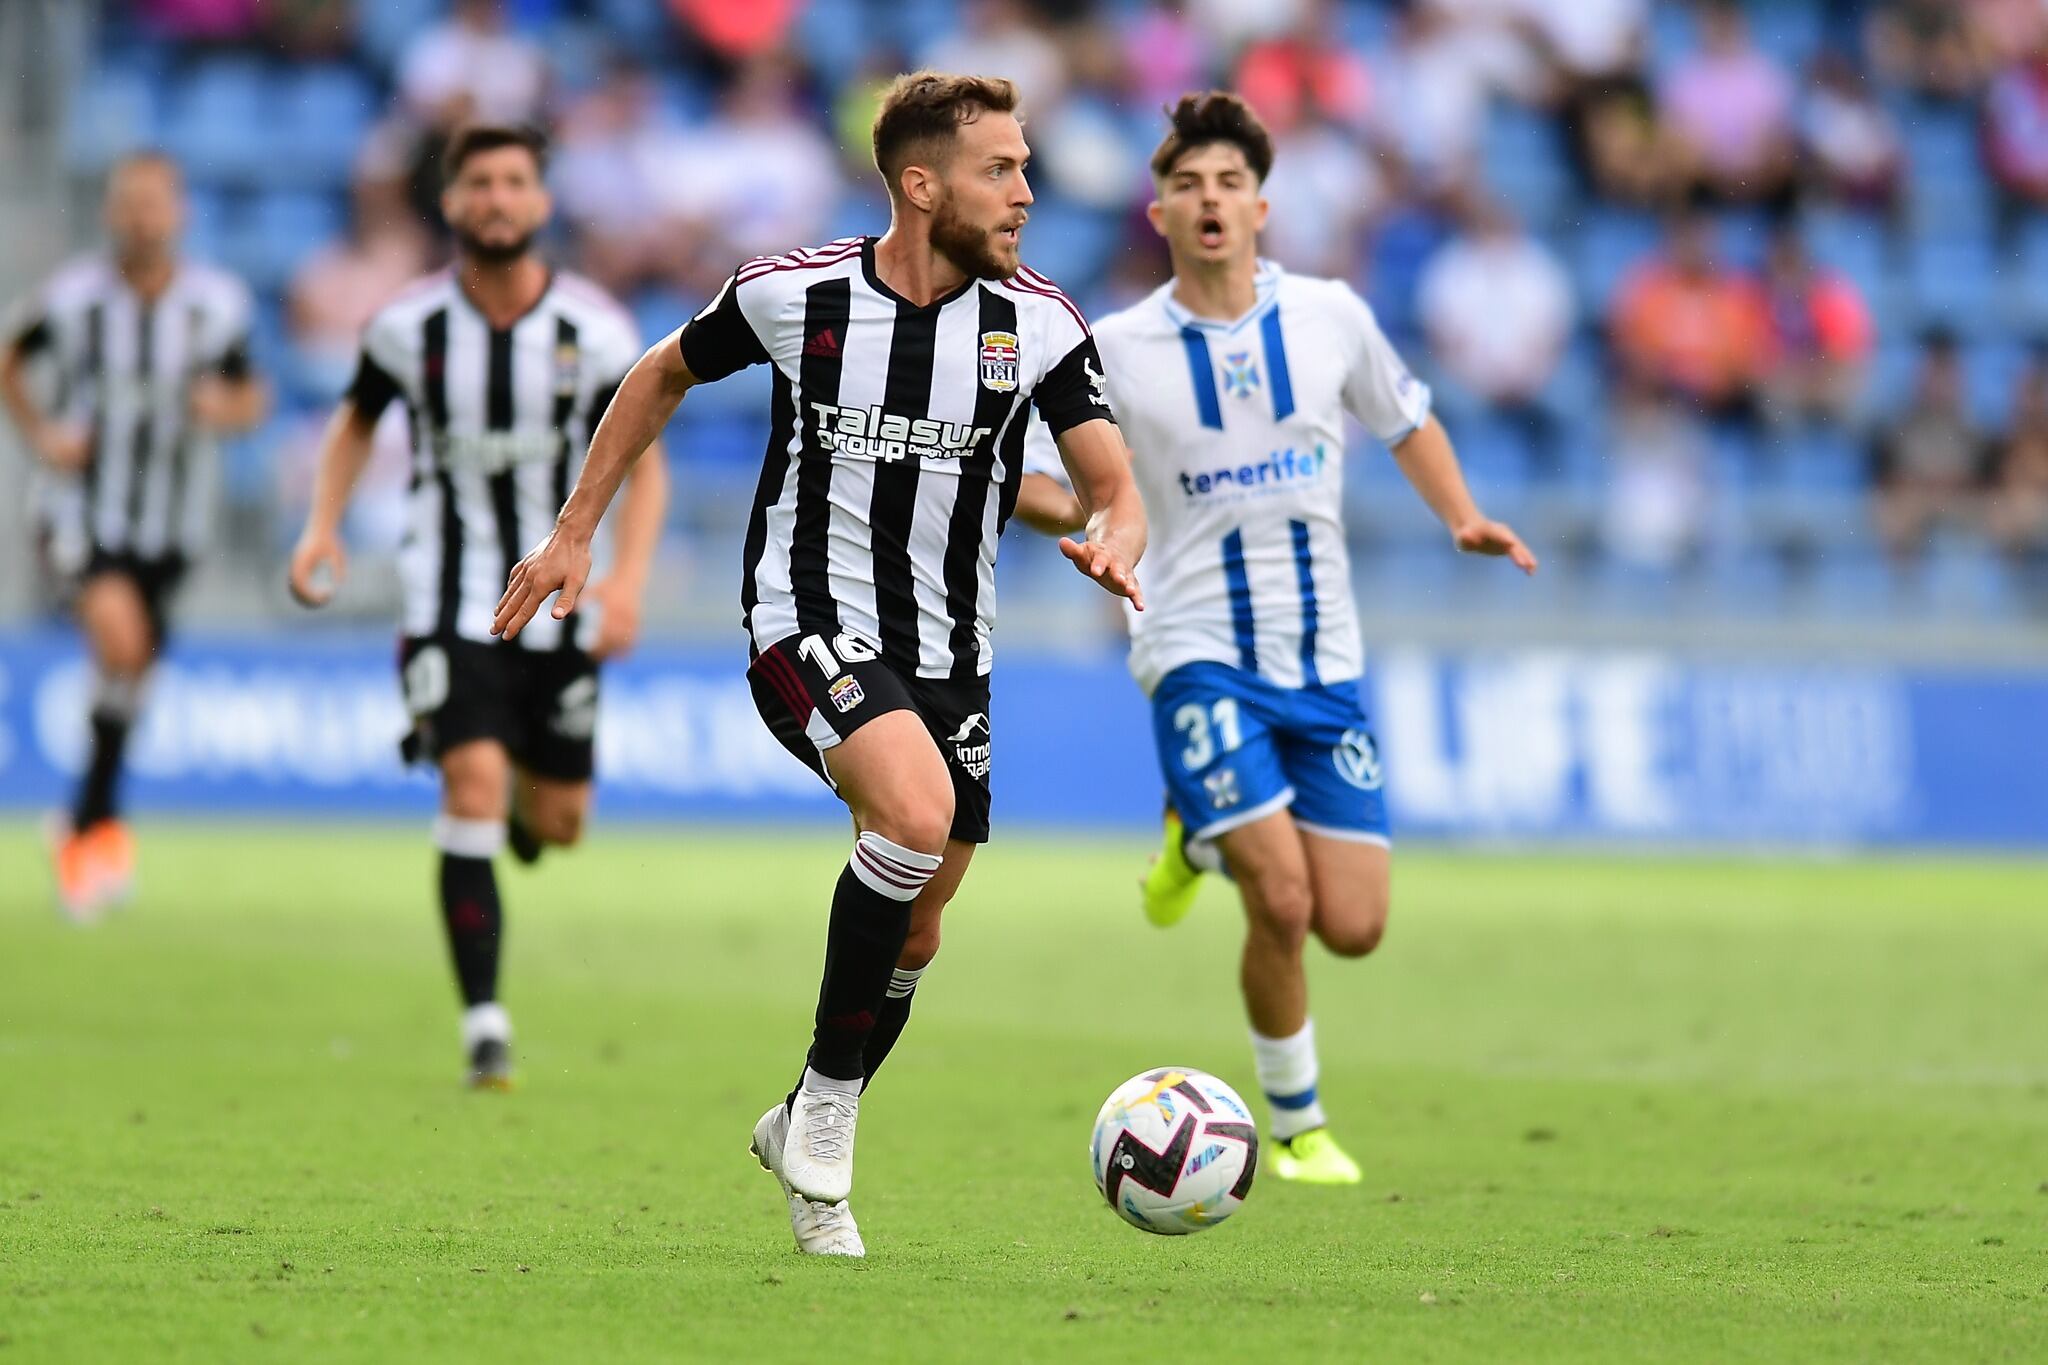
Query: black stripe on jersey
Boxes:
[
  {"xmin": 872, "ymin": 299, "xmax": 939, "ymax": 667},
  {"xmin": 424, "ymin": 308, "xmax": 461, "ymax": 637},
  {"xmin": 124, "ymin": 302, "xmax": 156, "ymax": 548},
  {"xmin": 81, "ymin": 301, "xmax": 104, "ymax": 515},
  {"xmin": 486, "ymin": 326, "xmax": 521, "ymax": 618},
  {"xmin": 788, "ymin": 277, "xmax": 851, "ymax": 639},
  {"xmin": 943, "ymin": 288, "xmax": 1020, "ymax": 671},
  {"xmin": 552, "ymin": 316, "xmax": 580, "ymax": 651}
]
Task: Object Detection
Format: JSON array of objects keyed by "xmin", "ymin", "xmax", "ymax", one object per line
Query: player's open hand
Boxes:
[
  {"xmin": 1452, "ymin": 517, "xmax": 1538, "ymax": 575},
  {"xmin": 1059, "ymin": 535, "xmax": 1145, "ymax": 611},
  {"xmin": 582, "ymin": 576, "xmax": 642, "ymax": 661},
  {"xmin": 287, "ymin": 527, "xmax": 347, "ymax": 607},
  {"xmin": 494, "ymin": 526, "xmax": 592, "ymax": 641}
]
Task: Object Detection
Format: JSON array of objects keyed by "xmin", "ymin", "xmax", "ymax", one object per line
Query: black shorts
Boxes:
[
  {"xmin": 397, "ymin": 635, "xmax": 600, "ymax": 782},
  {"xmin": 80, "ymin": 549, "xmax": 187, "ymax": 650},
  {"xmin": 747, "ymin": 634, "xmax": 993, "ymax": 844}
]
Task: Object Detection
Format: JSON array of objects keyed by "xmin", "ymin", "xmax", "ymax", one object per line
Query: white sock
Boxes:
[
  {"xmin": 800, "ymin": 1065, "xmax": 861, "ymax": 1098},
  {"xmin": 461, "ymin": 1002, "xmax": 511, "ymax": 1051},
  {"xmin": 1251, "ymin": 1019, "xmax": 1326, "ymax": 1141}
]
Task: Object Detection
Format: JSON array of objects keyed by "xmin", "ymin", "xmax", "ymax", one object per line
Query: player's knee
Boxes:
[
  {"xmin": 1245, "ymin": 872, "xmax": 1314, "ymax": 948},
  {"xmin": 866, "ymin": 791, "xmax": 953, "ymax": 857},
  {"xmin": 1318, "ymin": 908, "xmax": 1387, "ymax": 959},
  {"xmin": 535, "ymin": 801, "xmax": 585, "ymax": 848},
  {"xmin": 899, "ymin": 920, "xmax": 942, "ymax": 970}
]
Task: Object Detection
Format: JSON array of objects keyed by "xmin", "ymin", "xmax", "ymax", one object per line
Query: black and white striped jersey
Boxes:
[
  {"xmin": 679, "ymin": 235, "xmax": 1113, "ymax": 680},
  {"xmin": 9, "ymin": 254, "xmax": 254, "ymax": 562},
  {"xmin": 348, "ymin": 270, "xmax": 640, "ymax": 652}
]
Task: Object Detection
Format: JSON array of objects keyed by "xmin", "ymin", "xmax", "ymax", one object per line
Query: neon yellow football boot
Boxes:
[
  {"xmin": 1140, "ymin": 807, "xmax": 1203, "ymax": 927},
  {"xmin": 1271, "ymin": 1127, "xmax": 1363, "ymax": 1185}
]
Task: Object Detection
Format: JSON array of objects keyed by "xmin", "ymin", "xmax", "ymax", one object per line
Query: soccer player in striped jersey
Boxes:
[
  {"xmin": 1037, "ymin": 94, "xmax": 1537, "ymax": 1185},
  {"xmin": 288, "ymin": 125, "xmax": 668, "ymax": 1090},
  {"xmin": 494, "ymin": 72, "xmax": 1147, "ymax": 1256},
  {"xmin": 1, "ymin": 151, "xmax": 269, "ymax": 921}
]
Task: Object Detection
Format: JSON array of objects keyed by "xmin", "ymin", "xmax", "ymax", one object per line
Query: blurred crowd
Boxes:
[{"xmin": 78, "ymin": 0, "xmax": 2048, "ymax": 617}]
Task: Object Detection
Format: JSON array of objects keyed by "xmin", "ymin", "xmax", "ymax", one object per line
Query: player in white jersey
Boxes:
[
  {"xmin": 288, "ymin": 125, "xmax": 668, "ymax": 1089},
  {"xmin": 2, "ymin": 151, "xmax": 269, "ymax": 920},
  {"xmin": 494, "ymin": 73, "xmax": 1146, "ymax": 1257},
  {"xmin": 1070, "ymin": 93, "xmax": 1535, "ymax": 1185}
]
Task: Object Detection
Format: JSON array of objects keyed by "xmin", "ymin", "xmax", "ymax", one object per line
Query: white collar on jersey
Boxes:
[{"xmin": 1155, "ymin": 258, "xmax": 1283, "ymax": 334}]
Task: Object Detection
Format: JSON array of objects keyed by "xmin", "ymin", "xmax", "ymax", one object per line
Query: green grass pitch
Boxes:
[{"xmin": 2, "ymin": 823, "xmax": 2045, "ymax": 1362}]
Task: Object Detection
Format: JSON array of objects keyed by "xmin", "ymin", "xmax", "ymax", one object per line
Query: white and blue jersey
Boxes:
[{"xmin": 1030, "ymin": 261, "xmax": 1430, "ymax": 842}]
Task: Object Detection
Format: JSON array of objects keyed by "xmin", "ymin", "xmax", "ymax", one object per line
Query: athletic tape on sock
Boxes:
[
  {"xmin": 461, "ymin": 1002, "xmax": 512, "ymax": 1050},
  {"xmin": 885, "ymin": 965, "xmax": 925, "ymax": 1000},
  {"xmin": 90, "ymin": 671, "xmax": 144, "ymax": 721},
  {"xmin": 433, "ymin": 815, "xmax": 507, "ymax": 859},
  {"xmin": 847, "ymin": 831, "xmax": 942, "ymax": 902}
]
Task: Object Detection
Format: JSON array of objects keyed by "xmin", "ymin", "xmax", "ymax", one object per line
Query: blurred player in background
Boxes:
[
  {"xmin": 1035, "ymin": 93, "xmax": 1536, "ymax": 1186},
  {"xmin": 288, "ymin": 125, "xmax": 666, "ymax": 1090},
  {"xmin": 493, "ymin": 72, "xmax": 1146, "ymax": 1257},
  {"xmin": 0, "ymin": 151, "xmax": 269, "ymax": 922}
]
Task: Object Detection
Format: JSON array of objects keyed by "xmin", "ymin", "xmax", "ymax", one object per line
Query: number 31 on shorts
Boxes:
[{"xmin": 1173, "ymin": 697, "xmax": 1242, "ymax": 769}]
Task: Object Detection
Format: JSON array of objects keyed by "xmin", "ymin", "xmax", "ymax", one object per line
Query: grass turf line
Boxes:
[{"xmin": 2, "ymin": 824, "xmax": 2045, "ymax": 1362}]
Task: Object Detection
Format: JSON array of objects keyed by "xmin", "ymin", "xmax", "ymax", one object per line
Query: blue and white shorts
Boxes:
[{"xmin": 1149, "ymin": 661, "xmax": 1390, "ymax": 846}]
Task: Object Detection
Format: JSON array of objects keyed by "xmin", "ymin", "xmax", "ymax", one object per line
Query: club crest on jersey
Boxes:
[
  {"xmin": 828, "ymin": 675, "xmax": 865, "ymax": 714},
  {"xmin": 554, "ymin": 341, "xmax": 580, "ymax": 397},
  {"xmin": 979, "ymin": 330, "xmax": 1020, "ymax": 393},
  {"xmin": 1222, "ymin": 351, "xmax": 1261, "ymax": 399}
]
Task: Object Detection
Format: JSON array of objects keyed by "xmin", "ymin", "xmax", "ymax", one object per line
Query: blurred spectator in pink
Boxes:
[
  {"xmin": 1418, "ymin": 194, "xmax": 1575, "ymax": 467},
  {"xmin": 1872, "ymin": 330, "xmax": 1994, "ymax": 562},
  {"xmin": 554, "ymin": 54, "xmax": 675, "ymax": 295},
  {"xmin": 398, "ymin": 0, "xmax": 549, "ymax": 127},
  {"xmin": 924, "ymin": 0, "xmax": 1068, "ymax": 116},
  {"xmin": 1865, "ymin": 0, "xmax": 1984, "ymax": 102},
  {"xmin": 1757, "ymin": 227, "xmax": 1874, "ymax": 428},
  {"xmin": 1236, "ymin": 0, "xmax": 1374, "ymax": 139},
  {"xmin": 1120, "ymin": 1, "xmax": 1214, "ymax": 114},
  {"xmin": 1799, "ymin": 50, "xmax": 1902, "ymax": 209},
  {"xmin": 1603, "ymin": 379, "xmax": 1712, "ymax": 571},
  {"xmin": 1611, "ymin": 210, "xmax": 1772, "ymax": 419},
  {"xmin": 134, "ymin": 0, "xmax": 261, "ymax": 42},
  {"xmin": 1660, "ymin": 0, "xmax": 1796, "ymax": 208},
  {"xmin": 668, "ymin": 0, "xmax": 802, "ymax": 61},
  {"xmin": 1988, "ymin": 345, "xmax": 2048, "ymax": 561},
  {"xmin": 288, "ymin": 169, "xmax": 431, "ymax": 395},
  {"xmin": 1984, "ymin": 37, "xmax": 2048, "ymax": 212},
  {"xmin": 653, "ymin": 53, "xmax": 838, "ymax": 295}
]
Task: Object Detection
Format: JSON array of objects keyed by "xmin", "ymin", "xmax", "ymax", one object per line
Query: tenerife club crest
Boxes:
[
  {"xmin": 1222, "ymin": 351, "xmax": 1261, "ymax": 399},
  {"xmin": 979, "ymin": 330, "xmax": 1020, "ymax": 393}
]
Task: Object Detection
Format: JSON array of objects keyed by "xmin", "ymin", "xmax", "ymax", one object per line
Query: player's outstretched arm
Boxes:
[
  {"xmin": 1052, "ymin": 417, "xmax": 1148, "ymax": 611},
  {"xmin": 494, "ymin": 330, "xmax": 697, "ymax": 640},
  {"xmin": 583, "ymin": 437, "xmax": 670, "ymax": 660},
  {"xmin": 0, "ymin": 326, "xmax": 90, "ymax": 472},
  {"xmin": 1013, "ymin": 471, "xmax": 1086, "ymax": 537},
  {"xmin": 1390, "ymin": 415, "xmax": 1538, "ymax": 574},
  {"xmin": 287, "ymin": 399, "xmax": 380, "ymax": 607}
]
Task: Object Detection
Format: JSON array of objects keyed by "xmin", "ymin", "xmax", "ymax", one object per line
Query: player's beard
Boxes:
[
  {"xmin": 453, "ymin": 224, "xmax": 537, "ymax": 267},
  {"xmin": 930, "ymin": 192, "xmax": 1017, "ymax": 282}
]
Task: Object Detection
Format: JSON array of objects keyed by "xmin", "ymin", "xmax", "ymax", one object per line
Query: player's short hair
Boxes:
[
  {"xmin": 107, "ymin": 148, "xmax": 182, "ymax": 186},
  {"xmin": 871, "ymin": 71, "xmax": 1021, "ymax": 195},
  {"xmin": 440, "ymin": 123, "xmax": 549, "ymax": 187},
  {"xmin": 1149, "ymin": 92, "xmax": 1275, "ymax": 184}
]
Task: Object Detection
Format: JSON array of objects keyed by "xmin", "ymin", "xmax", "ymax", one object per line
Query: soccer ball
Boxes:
[{"xmin": 1090, "ymin": 1067, "xmax": 1258, "ymax": 1235}]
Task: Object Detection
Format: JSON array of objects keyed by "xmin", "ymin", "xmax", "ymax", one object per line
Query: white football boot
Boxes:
[
  {"xmin": 782, "ymin": 1082, "xmax": 859, "ymax": 1204},
  {"xmin": 750, "ymin": 1102, "xmax": 864, "ymax": 1257}
]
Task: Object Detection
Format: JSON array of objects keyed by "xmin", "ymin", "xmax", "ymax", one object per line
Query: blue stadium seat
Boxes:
[
  {"xmin": 2009, "ymin": 218, "xmax": 2048, "ymax": 333},
  {"xmin": 1015, "ymin": 199, "xmax": 1119, "ymax": 293},
  {"xmin": 166, "ymin": 59, "xmax": 273, "ymax": 183},
  {"xmin": 1907, "ymin": 235, "xmax": 1999, "ymax": 334},
  {"xmin": 224, "ymin": 190, "xmax": 344, "ymax": 289},
  {"xmin": 64, "ymin": 62, "xmax": 161, "ymax": 172},
  {"xmin": 355, "ymin": 0, "xmax": 446, "ymax": 71},
  {"xmin": 1572, "ymin": 208, "xmax": 1661, "ymax": 315},
  {"xmin": 794, "ymin": 0, "xmax": 870, "ymax": 84},
  {"xmin": 1900, "ymin": 107, "xmax": 1995, "ymax": 235},
  {"xmin": 1964, "ymin": 341, "xmax": 2026, "ymax": 430},
  {"xmin": 271, "ymin": 66, "xmax": 378, "ymax": 188},
  {"xmin": 1749, "ymin": 0, "xmax": 1823, "ymax": 69},
  {"xmin": 1921, "ymin": 540, "xmax": 2019, "ymax": 619},
  {"xmin": 1807, "ymin": 550, "xmax": 1896, "ymax": 619},
  {"xmin": 1483, "ymin": 103, "xmax": 1568, "ymax": 229}
]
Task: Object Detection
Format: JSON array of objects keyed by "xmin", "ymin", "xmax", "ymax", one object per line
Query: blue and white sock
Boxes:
[{"xmin": 1251, "ymin": 1019, "xmax": 1326, "ymax": 1142}]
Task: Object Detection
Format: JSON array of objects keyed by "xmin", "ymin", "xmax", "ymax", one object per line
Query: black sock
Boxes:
[
  {"xmin": 72, "ymin": 708, "xmax": 132, "ymax": 830},
  {"xmin": 439, "ymin": 851, "xmax": 502, "ymax": 1007},
  {"xmin": 860, "ymin": 966, "xmax": 926, "ymax": 1091},
  {"xmin": 804, "ymin": 833, "xmax": 939, "ymax": 1082}
]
